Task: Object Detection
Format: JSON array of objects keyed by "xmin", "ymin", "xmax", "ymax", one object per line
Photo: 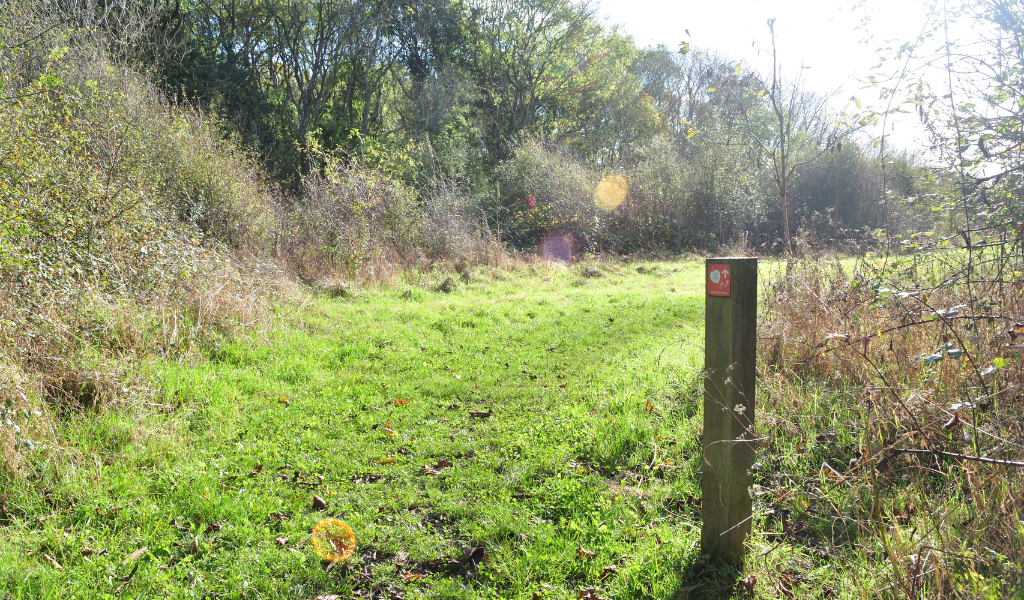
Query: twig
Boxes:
[{"xmin": 892, "ymin": 448, "xmax": 1024, "ymax": 468}]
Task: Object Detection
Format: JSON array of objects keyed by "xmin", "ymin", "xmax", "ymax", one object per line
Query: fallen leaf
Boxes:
[
  {"xmin": 599, "ymin": 565, "xmax": 617, "ymax": 580},
  {"xmin": 313, "ymin": 595, "xmax": 345, "ymax": 600},
  {"xmin": 124, "ymin": 546, "xmax": 148, "ymax": 564},
  {"xmin": 379, "ymin": 457, "xmax": 397, "ymax": 464},
  {"xmin": 115, "ymin": 564, "xmax": 138, "ymax": 582},
  {"xmin": 394, "ymin": 399, "xmax": 409, "ymax": 406},
  {"xmin": 278, "ymin": 397, "xmax": 290, "ymax": 406},
  {"xmin": 269, "ymin": 512, "xmax": 291, "ymax": 521},
  {"xmin": 41, "ymin": 553, "xmax": 62, "ymax": 570},
  {"xmin": 312, "ymin": 495, "xmax": 328, "ymax": 510},
  {"xmin": 275, "ymin": 536, "xmax": 289, "ymax": 546},
  {"xmin": 423, "ymin": 459, "xmax": 453, "ymax": 475},
  {"xmin": 578, "ymin": 588, "xmax": 605, "ymax": 600},
  {"xmin": 944, "ymin": 413, "xmax": 961, "ymax": 430},
  {"xmin": 469, "ymin": 409, "xmax": 492, "ymax": 419},
  {"xmin": 462, "ymin": 546, "xmax": 485, "ymax": 564},
  {"xmin": 776, "ymin": 577, "xmax": 794, "ymax": 598},
  {"xmin": 204, "ymin": 522, "xmax": 222, "ymax": 534},
  {"xmin": 114, "ymin": 563, "xmax": 139, "ymax": 594},
  {"xmin": 248, "ymin": 464, "xmax": 264, "ymax": 477},
  {"xmin": 576, "ymin": 544, "xmax": 596, "ymax": 559},
  {"xmin": 191, "ymin": 536, "xmax": 200, "ymax": 554},
  {"xmin": 740, "ymin": 574, "xmax": 757, "ymax": 596},
  {"xmin": 402, "ymin": 573, "xmax": 428, "ymax": 582}
]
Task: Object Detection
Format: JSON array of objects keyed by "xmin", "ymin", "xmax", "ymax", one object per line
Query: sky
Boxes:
[{"xmin": 595, "ymin": 0, "xmax": 949, "ymax": 152}]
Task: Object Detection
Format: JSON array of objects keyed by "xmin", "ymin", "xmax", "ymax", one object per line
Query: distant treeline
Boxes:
[{"xmin": 10, "ymin": 0, "xmax": 940, "ymax": 254}]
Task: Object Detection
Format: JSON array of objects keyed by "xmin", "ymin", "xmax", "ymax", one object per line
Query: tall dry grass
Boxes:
[{"xmin": 757, "ymin": 247, "xmax": 1024, "ymax": 596}]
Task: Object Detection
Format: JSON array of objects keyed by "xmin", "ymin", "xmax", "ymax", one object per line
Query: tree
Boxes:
[
  {"xmin": 265, "ymin": 0, "xmax": 363, "ymax": 172},
  {"xmin": 466, "ymin": 0, "xmax": 595, "ymax": 161},
  {"xmin": 745, "ymin": 18, "xmax": 851, "ymax": 254}
]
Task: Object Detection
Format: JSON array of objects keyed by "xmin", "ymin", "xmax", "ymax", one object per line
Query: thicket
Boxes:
[
  {"xmin": 749, "ymin": 2, "xmax": 1024, "ymax": 597},
  {"xmin": 128, "ymin": 0, "xmax": 933, "ymax": 255},
  {"xmin": 0, "ymin": 0, "xmax": 938, "ymax": 268}
]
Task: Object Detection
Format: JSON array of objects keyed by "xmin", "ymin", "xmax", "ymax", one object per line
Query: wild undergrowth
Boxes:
[
  {"xmin": 0, "ymin": 16, "xmax": 289, "ymax": 475},
  {"xmin": 755, "ymin": 248, "xmax": 1024, "ymax": 598}
]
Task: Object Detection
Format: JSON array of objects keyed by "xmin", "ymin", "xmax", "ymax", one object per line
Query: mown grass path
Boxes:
[{"xmin": 2, "ymin": 262, "xmax": 712, "ymax": 599}]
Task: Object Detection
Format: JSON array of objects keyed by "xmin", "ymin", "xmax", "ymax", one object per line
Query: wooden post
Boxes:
[{"xmin": 701, "ymin": 257, "xmax": 757, "ymax": 566}]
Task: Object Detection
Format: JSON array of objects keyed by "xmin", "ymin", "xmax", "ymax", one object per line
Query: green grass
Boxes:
[{"xmin": 0, "ymin": 261, "xmax": 732, "ymax": 599}]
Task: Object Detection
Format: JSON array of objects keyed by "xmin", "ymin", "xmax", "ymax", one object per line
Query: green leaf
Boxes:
[
  {"xmin": 994, "ymin": 357, "xmax": 1008, "ymax": 369},
  {"xmin": 706, "ymin": 87, "xmax": 716, "ymax": 93},
  {"xmin": 734, "ymin": 64, "xmax": 742, "ymax": 76},
  {"xmin": 854, "ymin": 97, "xmax": 862, "ymax": 109}
]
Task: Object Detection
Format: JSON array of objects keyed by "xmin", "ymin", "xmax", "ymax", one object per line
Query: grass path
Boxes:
[{"xmin": 2, "ymin": 262, "xmax": 716, "ymax": 599}]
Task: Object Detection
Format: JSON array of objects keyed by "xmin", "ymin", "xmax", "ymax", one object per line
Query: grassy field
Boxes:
[{"xmin": 1, "ymin": 261, "xmax": 740, "ymax": 599}]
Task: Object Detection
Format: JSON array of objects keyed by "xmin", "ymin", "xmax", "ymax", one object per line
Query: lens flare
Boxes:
[
  {"xmin": 594, "ymin": 174, "xmax": 628, "ymax": 211},
  {"xmin": 312, "ymin": 519, "xmax": 356, "ymax": 562},
  {"xmin": 541, "ymin": 232, "xmax": 575, "ymax": 263}
]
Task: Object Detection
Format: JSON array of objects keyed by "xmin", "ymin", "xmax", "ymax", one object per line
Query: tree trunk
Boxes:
[{"xmin": 781, "ymin": 188, "xmax": 792, "ymax": 254}]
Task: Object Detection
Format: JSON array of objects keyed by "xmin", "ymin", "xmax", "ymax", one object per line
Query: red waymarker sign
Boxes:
[{"xmin": 707, "ymin": 264, "xmax": 731, "ymax": 297}]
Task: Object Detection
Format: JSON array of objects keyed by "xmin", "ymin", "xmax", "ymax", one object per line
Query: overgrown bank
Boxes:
[{"xmin": 0, "ymin": 4, "xmax": 504, "ymax": 477}]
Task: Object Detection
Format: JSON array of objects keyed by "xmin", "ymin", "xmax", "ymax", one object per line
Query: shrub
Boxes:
[{"xmin": 493, "ymin": 139, "xmax": 601, "ymax": 253}]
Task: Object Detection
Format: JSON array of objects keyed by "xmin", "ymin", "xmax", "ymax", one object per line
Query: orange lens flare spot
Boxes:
[
  {"xmin": 594, "ymin": 174, "xmax": 628, "ymax": 211},
  {"xmin": 312, "ymin": 519, "xmax": 356, "ymax": 562}
]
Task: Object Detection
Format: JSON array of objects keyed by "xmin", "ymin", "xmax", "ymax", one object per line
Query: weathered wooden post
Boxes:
[{"xmin": 701, "ymin": 257, "xmax": 757, "ymax": 566}]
